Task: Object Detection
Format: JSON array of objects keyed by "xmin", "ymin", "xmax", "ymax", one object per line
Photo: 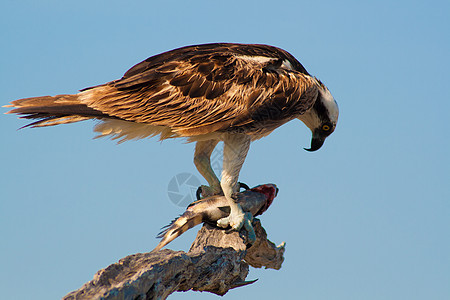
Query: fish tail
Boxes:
[{"xmin": 152, "ymin": 211, "xmax": 203, "ymax": 252}]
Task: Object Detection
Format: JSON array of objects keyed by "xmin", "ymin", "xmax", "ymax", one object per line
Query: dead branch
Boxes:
[{"xmin": 63, "ymin": 219, "xmax": 285, "ymax": 300}]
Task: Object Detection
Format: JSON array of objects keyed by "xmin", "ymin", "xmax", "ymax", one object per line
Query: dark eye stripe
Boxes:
[{"xmin": 313, "ymin": 95, "xmax": 331, "ymax": 124}]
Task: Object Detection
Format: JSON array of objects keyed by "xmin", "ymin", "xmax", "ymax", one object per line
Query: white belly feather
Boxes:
[{"xmin": 94, "ymin": 119, "xmax": 227, "ymax": 143}]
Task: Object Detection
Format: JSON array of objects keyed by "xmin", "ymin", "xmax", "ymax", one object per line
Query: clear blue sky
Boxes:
[{"xmin": 1, "ymin": 1, "xmax": 449, "ymax": 299}]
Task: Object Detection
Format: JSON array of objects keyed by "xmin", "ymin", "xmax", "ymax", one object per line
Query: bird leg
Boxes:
[
  {"xmin": 217, "ymin": 134, "xmax": 251, "ymax": 231},
  {"xmin": 194, "ymin": 140, "xmax": 221, "ymax": 197}
]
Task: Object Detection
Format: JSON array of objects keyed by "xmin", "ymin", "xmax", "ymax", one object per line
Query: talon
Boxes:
[
  {"xmin": 196, "ymin": 184, "xmax": 222, "ymax": 200},
  {"xmin": 196, "ymin": 186, "xmax": 202, "ymax": 200},
  {"xmin": 238, "ymin": 182, "xmax": 250, "ymax": 191},
  {"xmin": 225, "ymin": 228, "xmax": 234, "ymax": 234}
]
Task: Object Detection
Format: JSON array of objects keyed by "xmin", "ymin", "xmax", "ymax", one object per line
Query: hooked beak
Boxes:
[{"xmin": 304, "ymin": 130, "xmax": 326, "ymax": 152}]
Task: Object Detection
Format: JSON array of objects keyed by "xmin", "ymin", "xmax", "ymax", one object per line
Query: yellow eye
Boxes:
[{"xmin": 322, "ymin": 124, "xmax": 331, "ymax": 131}]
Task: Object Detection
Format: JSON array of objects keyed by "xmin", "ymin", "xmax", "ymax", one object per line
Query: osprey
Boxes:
[{"xmin": 6, "ymin": 43, "xmax": 339, "ymax": 234}]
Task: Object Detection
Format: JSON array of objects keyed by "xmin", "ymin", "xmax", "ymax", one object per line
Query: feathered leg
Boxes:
[
  {"xmin": 217, "ymin": 134, "xmax": 251, "ymax": 231},
  {"xmin": 194, "ymin": 140, "xmax": 221, "ymax": 197}
]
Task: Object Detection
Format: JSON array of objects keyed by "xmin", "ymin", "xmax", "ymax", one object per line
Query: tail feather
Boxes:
[
  {"xmin": 20, "ymin": 116, "xmax": 92, "ymax": 129},
  {"xmin": 5, "ymin": 94, "xmax": 111, "ymax": 128},
  {"xmin": 6, "ymin": 95, "xmax": 78, "ymax": 108}
]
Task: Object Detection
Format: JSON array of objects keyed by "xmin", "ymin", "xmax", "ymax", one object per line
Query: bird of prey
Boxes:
[
  {"xmin": 6, "ymin": 43, "xmax": 339, "ymax": 235},
  {"xmin": 153, "ymin": 183, "xmax": 278, "ymax": 252}
]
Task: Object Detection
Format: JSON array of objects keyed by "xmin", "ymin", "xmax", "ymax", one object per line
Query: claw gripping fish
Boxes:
[{"xmin": 152, "ymin": 184, "xmax": 278, "ymax": 252}]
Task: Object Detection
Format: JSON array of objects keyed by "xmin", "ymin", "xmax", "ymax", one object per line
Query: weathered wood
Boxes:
[
  {"xmin": 244, "ymin": 220, "xmax": 286, "ymax": 270},
  {"xmin": 63, "ymin": 219, "xmax": 285, "ymax": 300}
]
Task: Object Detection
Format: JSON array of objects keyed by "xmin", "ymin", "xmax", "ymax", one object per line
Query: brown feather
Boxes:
[
  {"xmin": 5, "ymin": 94, "xmax": 112, "ymax": 128},
  {"xmin": 8, "ymin": 43, "xmax": 323, "ymax": 140}
]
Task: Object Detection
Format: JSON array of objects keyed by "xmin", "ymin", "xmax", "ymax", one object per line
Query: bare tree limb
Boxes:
[{"xmin": 63, "ymin": 219, "xmax": 285, "ymax": 300}]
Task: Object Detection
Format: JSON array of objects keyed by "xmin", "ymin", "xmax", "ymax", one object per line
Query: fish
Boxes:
[{"xmin": 152, "ymin": 184, "xmax": 278, "ymax": 252}]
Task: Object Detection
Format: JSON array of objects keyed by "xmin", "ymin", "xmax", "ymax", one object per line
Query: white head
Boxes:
[{"xmin": 298, "ymin": 79, "xmax": 339, "ymax": 151}]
